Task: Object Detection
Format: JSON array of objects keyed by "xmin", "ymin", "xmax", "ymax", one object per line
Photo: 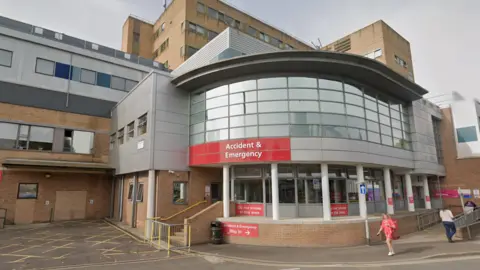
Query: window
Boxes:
[
  {"xmin": 70, "ymin": 66, "xmax": 81, "ymax": 81},
  {"xmin": 197, "ymin": 2, "xmax": 205, "ymax": 13},
  {"xmin": 127, "ymin": 183, "xmax": 134, "ymax": 200},
  {"xmin": 173, "ymin": 182, "xmax": 188, "ymax": 204},
  {"xmin": 259, "ymin": 32, "xmax": 270, "ymax": 43},
  {"xmin": 17, "ymin": 183, "xmax": 38, "ymax": 199},
  {"xmin": 54, "ymin": 62, "xmax": 70, "ymax": 79},
  {"xmin": 456, "ymin": 126, "xmax": 478, "ymax": 143},
  {"xmin": 110, "ymin": 133, "xmax": 116, "ymax": 150},
  {"xmin": 64, "ymin": 130, "xmax": 94, "ymax": 154},
  {"xmin": 0, "ymin": 123, "xmax": 53, "ymax": 151},
  {"xmin": 187, "ymin": 46, "xmax": 199, "ymax": 57},
  {"xmin": 28, "ymin": 126, "xmax": 54, "ymax": 151},
  {"xmin": 136, "ymin": 183, "xmax": 144, "ymax": 202},
  {"xmin": 96, "ymin": 72, "xmax": 111, "ymax": 88},
  {"xmin": 160, "ymin": 38, "xmax": 169, "ymax": 53},
  {"xmin": 0, "ymin": 122, "xmax": 19, "ymax": 149},
  {"xmin": 127, "ymin": 122, "xmax": 135, "ymax": 140},
  {"xmin": 247, "ymin": 26, "xmax": 257, "ymax": 37},
  {"xmin": 208, "ymin": 30, "xmax": 218, "ymax": 41},
  {"xmin": 208, "ymin": 7, "xmax": 218, "ymax": 19},
  {"xmin": 80, "ymin": 69, "xmax": 96, "ymax": 84},
  {"xmin": 125, "ymin": 79, "xmax": 138, "ymax": 91},
  {"xmin": 0, "ymin": 49, "xmax": 13, "ymax": 67},
  {"xmin": 395, "ymin": 55, "xmax": 408, "ymax": 68},
  {"xmin": 138, "ymin": 114, "xmax": 147, "ymax": 135},
  {"xmin": 111, "ymin": 76, "xmax": 126, "ymax": 91},
  {"xmin": 133, "ymin": 32, "xmax": 140, "ymax": 42},
  {"xmin": 161, "ymin": 22, "xmax": 166, "ymax": 31},
  {"xmin": 35, "ymin": 58, "xmax": 54, "ymax": 75},
  {"xmin": 432, "ymin": 117, "xmax": 443, "ymax": 163}
]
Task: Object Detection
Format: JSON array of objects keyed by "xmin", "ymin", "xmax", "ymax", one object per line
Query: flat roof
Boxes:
[{"xmin": 172, "ymin": 51, "xmax": 428, "ymax": 102}]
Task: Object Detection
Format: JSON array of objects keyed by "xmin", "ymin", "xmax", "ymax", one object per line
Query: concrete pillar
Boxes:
[
  {"xmin": 321, "ymin": 164, "xmax": 331, "ymax": 220},
  {"xmin": 223, "ymin": 165, "xmax": 230, "ymax": 218},
  {"xmin": 405, "ymin": 173, "xmax": 415, "ymax": 212},
  {"xmin": 422, "ymin": 175, "xmax": 432, "ymax": 210},
  {"xmin": 383, "ymin": 168, "xmax": 394, "ymax": 215},
  {"xmin": 357, "ymin": 165, "xmax": 367, "ymax": 219},
  {"xmin": 146, "ymin": 170, "xmax": 156, "ymax": 237},
  {"xmin": 244, "ymin": 183, "xmax": 249, "ymax": 202},
  {"xmin": 230, "ymin": 167, "xmax": 235, "ymax": 201},
  {"xmin": 334, "ymin": 180, "xmax": 341, "ymax": 203},
  {"xmin": 304, "ymin": 180, "xmax": 309, "ymax": 204},
  {"xmin": 271, "ymin": 163, "xmax": 280, "ymax": 220}
]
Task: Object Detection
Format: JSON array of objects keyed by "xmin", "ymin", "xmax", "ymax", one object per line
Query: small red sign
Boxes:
[
  {"xmin": 425, "ymin": 196, "xmax": 431, "ymax": 202},
  {"xmin": 408, "ymin": 196, "xmax": 414, "ymax": 204},
  {"xmin": 433, "ymin": 189, "xmax": 459, "ymax": 198},
  {"xmin": 235, "ymin": 203, "xmax": 264, "ymax": 216},
  {"xmin": 222, "ymin": 222, "xmax": 259, "ymax": 238},
  {"xmin": 331, "ymin": 204, "xmax": 348, "ymax": 216},
  {"xmin": 387, "ymin": 197, "xmax": 393, "ymax": 206},
  {"xmin": 0, "ymin": 169, "xmax": 3, "ymax": 184}
]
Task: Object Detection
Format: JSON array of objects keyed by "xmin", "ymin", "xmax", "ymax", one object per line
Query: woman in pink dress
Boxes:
[{"xmin": 377, "ymin": 214, "xmax": 397, "ymax": 256}]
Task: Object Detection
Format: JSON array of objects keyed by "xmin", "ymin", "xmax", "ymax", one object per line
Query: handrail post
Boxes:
[
  {"xmin": 188, "ymin": 225, "xmax": 192, "ymax": 252},
  {"xmin": 167, "ymin": 226, "xmax": 171, "ymax": 257}
]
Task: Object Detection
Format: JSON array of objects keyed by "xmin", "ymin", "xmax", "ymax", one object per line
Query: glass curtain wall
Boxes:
[{"xmin": 189, "ymin": 76, "xmax": 412, "ymax": 151}]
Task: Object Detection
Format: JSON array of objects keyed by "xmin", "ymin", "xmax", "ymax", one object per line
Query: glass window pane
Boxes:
[
  {"xmin": 320, "ymin": 102, "xmax": 345, "ymax": 114},
  {"xmin": 72, "ymin": 131, "xmax": 94, "ymax": 154},
  {"xmin": 258, "ymin": 89, "xmax": 287, "ymax": 101},
  {"xmin": 290, "ymin": 125, "xmax": 320, "ymax": 137},
  {"xmin": 321, "ymin": 113, "xmax": 346, "ymax": 126},
  {"xmin": 259, "ymin": 113, "xmax": 289, "ymax": 125},
  {"xmin": 323, "ymin": 126, "xmax": 348, "ymax": 138},
  {"xmin": 54, "ymin": 62, "xmax": 71, "ymax": 79},
  {"xmin": 125, "ymin": 79, "xmax": 138, "ymax": 91},
  {"xmin": 245, "ymin": 91, "xmax": 257, "ymax": 102},
  {"xmin": 379, "ymin": 114, "xmax": 390, "ymax": 126},
  {"xmin": 345, "ymin": 84, "xmax": 362, "ymax": 95},
  {"xmin": 0, "ymin": 49, "xmax": 12, "ymax": 67},
  {"xmin": 0, "ymin": 122, "xmax": 18, "ymax": 149},
  {"xmin": 392, "ymin": 119, "xmax": 402, "ymax": 129},
  {"xmin": 257, "ymin": 101, "xmax": 288, "ymax": 113},
  {"xmin": 29, "ymin": 126, "xmax": 54, "ymax": 151},
  {"xmin": 368, "ymin": 131, "xmax": 381, "ymax": 143},
  {"xmin": 457, "ymin": 126, "xmax": 478, "ymax": 143},
  {"xmin": 381, "ymin": 135, "xmax": 393, "ymax": 146},
  {"xmin": 320, "ymin": 90, "xmax": 343, "ymax": 102},
  {"xmin": 390, "ymin": 104, "xmax": 400, "ymax": 111},
  {"xmin": 190, "ymin": 123, "xmax": 204, "ymax": 134},
  {"xmin": 390, "ymin": 109, "xmax": 400, "ymax": 120},
  {"xmin": 290, "ymin": 112, "xmax": 320, "ymax": 124},
  {"xmin": 392, "ymin": 128, "xmax": 402, "ymax": 138},
  {"xmin": 206, "ymin": 95, "xmax": 229, "ymax": 109},
  {"xmin": 348, "ymin": 128, "xmax": 367, "ymax": 140},
  {"xmin": 257, "ymin": 77, "xmax": 287, "ymax": 89},
  {"xmin": 380, "ymin": 124, "xmax": 392, "ymax": 136},
  {"xmin": 206, "ymin": 85, "xmax": 228, "ymax": 98},
  {"xmin": 230, "ymin": 126, "xmax": 258, "ymax": 139},
  {"xmin": 229, "ymin": 80, "xmax": 256, "ymax": 93},
  {"xmin": 96, "ymin": 72, "xmax": 111, "ymax": 88},
  {"xmin": 346, "ymin": 105, "xmax": 365, "ymax": 117},
  {"xmin": 393, "ymin": 137, "xmax": 405, "ymax": 148},
  {"xmin": 80, "ymin": 69, "xmax": 96, "ymax": 84},
  {"xmin": 206, "ymin": 117, "xmax": 228, "ymax": 131},
  {"xmin": 367, "ymin": 120, "xmax": 379, "ymax": 132},
  {"xmin": 365, "ymin": 99, "xmax": 377, "ymax": 111},
  {"xmin": 288, "ymin": 88, "xmax": 318, "ymax": 100},
  {"xmin": 318, "ymin": 79, "xmax": 342, "ymax": 90},
  {"xmin": 345, "ymin": 93, "xmax": 363, "ymax": 106},
  {"xmin": 70, "ymin": 66, "xmax": 81, "ymax": 81},
  {"xmin": 366, "ymin": 110, "xmax": 378, "ymax": 121},
  {"xmin": 190, "ymin": 133, "xmax": 204, "ymax": 145},
  {"xmin": 289, "ymin": 100, "xmax": 319, "ymax": 112},
  {"xmin": 259, "ymin": 125, "xmax": 289, "ymax": 137},
  {"xmin": 207, "ymin": 106, "xmax": 228, "ymax": 119},
  {"xmin": 191, "ymin": 92, "xmax": 205, "ymax": 104},
  {"xmin": 230, "ymin": 103, "xmax": 257, "ymax": 116},
  {"xmin": 36, "ymin": 58, "xmax": 54, "ymax": 75},
  {"xmin": 230, "ymin": 115, "xmax": 257, "ymax": 127},
  {"xmin": 379, "ymin": 104, "xmax": 389, "ymax": 115},
  {"xmin": 206, "ymin": 129, "xmax": 228, "ymax": 142},
  {"xmin": 190, "ymin": 112, "xmax": 205, "ymax": 124},
  {"xmin": 288, "ymin": 77, "xmax": 317, "ymax": 88},
  {"xmin": 111, "ymin": 76, "xmax": 126, "ymax": 90},
  {"xmin": 229, "ymin": 93, "xmax": 244, "ymax": 105},
  {"xmin": 191, "ymin": 101, "xmax": 205, "ymax": 114},
  {"xmin": 347, "ymin": 116, "xmax": 366, "ymax": 129}
]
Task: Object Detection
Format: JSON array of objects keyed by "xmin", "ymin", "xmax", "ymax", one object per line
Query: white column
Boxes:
[
  {"xmin": 334, "ymin": 180, "xmax": 341, "ymax": 203},
  {"xmin": 321, "ymin": 164, "xmax": 331, "ymax": 220},
  {"xmin": 244, "ymin": 184, "xmax": 249, "ymax": 201},
  {"xmin": 230, "ymin": 167, "xmax": 235, "ymax": 201},
  {"xmin": 383, "ymin": 168, "xmax": 394, "ymax": 215},
  {"xmin": 223, "ymin": 165, "xmax": 230, "ymax": 218},
  {"xmin": 304, "ymin": 180, "xmax": 309, "ymax": 204},
  {"xmin": 357, "ymin": 165, "xmax": 367, "ymax": 219},
  {"xmin": 146, "ymin": 170, "xmax": 156, "ymax": 237},
  {"xmin": 422, "ymin": 175, "xmax": 432, "ymax": 210},
  {"xmin": 405, "ymin": 173, "xmax": 415, "ymax": 212},
  {"xmin": 271, "ymin": 163, "xmax": 280, "ymax": 220}
]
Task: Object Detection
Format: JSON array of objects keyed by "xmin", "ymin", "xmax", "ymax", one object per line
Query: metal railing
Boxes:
[
  {"xmin": 145, "ymin": 219, "xmax": 191, "ymax": 257},
  {"xmin": 0, "ymin": 208, "xmax": 6, "ymax": 229},
  {"xmin": 153, "ymin": 200, "xmax": 207, "ymax": 222},
  {"xmin": 416, "ymin": 210, "xmax": 442, "ymax": 231},
  {"xmin": 453, "ymin": 208, "xmax": 480, "ymax": 240}
]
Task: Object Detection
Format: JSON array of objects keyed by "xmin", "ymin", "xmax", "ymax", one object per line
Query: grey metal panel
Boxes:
[
  {"xmin": 154, "ymin": 121, "xmax": 188, "ymax": 135},
  {"xmin": 52, "ymin": 128, "xmax": 65, "ymax": 152},
  {"xmin": 85, "ymin": 41, "xmax": 115, "ymax": 57},
  {"xmin": 291, "ymin": 150, "xmax": 323, "ymax": 161},
  {"xmin": 152, "ymin": 150, "xmax": 188, "ymax": 171},
  {"xmin": 61, "ymin": 34, "xmax": 86, "ymax": 49},
  {"xmin": 321, "ymin": 138, "xmax": 369, "ymax": 153},
  {"xmin": 0, "ymin": 81, "xmax": 115, "ymax": 118},
  {"xmin": 0, "ymin": 16, "xmax": 32, "ymax": 33}
]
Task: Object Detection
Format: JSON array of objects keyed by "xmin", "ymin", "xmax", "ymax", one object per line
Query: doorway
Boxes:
[
  {"xmin": 211, "ymin": 183, "xmax": 222, "ymax": 203},
  {"xmin": 54, "ymin": 191, "xmax": 87, "ymax": 221}
]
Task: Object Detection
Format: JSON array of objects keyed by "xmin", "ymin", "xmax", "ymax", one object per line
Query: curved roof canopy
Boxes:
[{"xmin": 171, "ymin": 51, "xmax": 428, "ymax": 101}]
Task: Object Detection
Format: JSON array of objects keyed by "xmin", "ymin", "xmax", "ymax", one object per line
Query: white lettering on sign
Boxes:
[{"xmin": 224, "ymin": 141, "xmax": 263, "ymax": 160}]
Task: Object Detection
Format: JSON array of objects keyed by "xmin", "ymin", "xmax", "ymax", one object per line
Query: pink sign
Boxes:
[
  {"xmin": 331, "ymin": 204, "xmax": 348, "ymax": 216},
  {"xmin": 387, "ymin": 198, "xmax": 394, "ymax": 206},
  {"xmin": 425, "ymin": 196, "xmax": 431, "ymax": 202},
  {"xmin": 223, "ymin": 222, "xmax": 259, "ymax": 238},
  {"xmin": 235, "ymin": 203, "xmax": 264, "ymax": 216},
  {"xmin": 408, "ymin": 196, "xmax": 414, "ymax": 204},
  {"xmin": 434, "ymin": 189, "xmax": 459, "ymax": 198}
]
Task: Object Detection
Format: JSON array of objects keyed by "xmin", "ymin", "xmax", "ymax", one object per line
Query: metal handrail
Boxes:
[
  {"xmin": 151, "ymin": 200, "xmax": 207, "ymax": 221},
  {"xmin": 416, "ymin": 210, "xmax": 441, "ymax": 231}
]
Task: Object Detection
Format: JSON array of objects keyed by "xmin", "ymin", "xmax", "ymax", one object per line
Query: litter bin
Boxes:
[{"xmin": 211, "ymin": 221, "xmax": 223, "ymax": 244}]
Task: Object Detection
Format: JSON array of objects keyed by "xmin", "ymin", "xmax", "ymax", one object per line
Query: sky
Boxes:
[{"xmin": 1, "ymin": 0, "xmax": 479, "ymax": 102}]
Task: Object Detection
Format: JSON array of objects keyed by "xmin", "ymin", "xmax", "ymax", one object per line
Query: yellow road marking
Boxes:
[
  {"xmin": 102, "ymin": 220, "xmax": 145, "ymax": 244},
  {"xmin": 90, "ymin": 235, "xmax": 125, "ymax": 247},
  {"xmin": 10, "ymin": 245, "xmax": 41, "ymax": 254},
  {"xmin": 84, "ymin": 231, "xmax": 111, "ymax": 240},
  {"xmin": 53, "ymin": 253, "xmax": 72, "ymax": 260},
  {"xmin": 0, "ymin": 244, "xmax": 21, "ymax": 250},
  {"xmin": 42, "ymin": 242, "xmax": 74, "ymax": 254},
  {"xmin": 98, "ymin": 247, "xmax": 121, "ymax": 254}
]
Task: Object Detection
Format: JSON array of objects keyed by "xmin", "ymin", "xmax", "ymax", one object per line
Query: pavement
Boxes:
[{"xmin": 1, "ymin": 220, "xmax": 480, "ymax": 269}]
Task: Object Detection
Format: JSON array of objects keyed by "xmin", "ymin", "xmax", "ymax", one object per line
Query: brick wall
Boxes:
[{"xmin": 0, "ymin": 170, "xmax": 111, "ymax": 224}]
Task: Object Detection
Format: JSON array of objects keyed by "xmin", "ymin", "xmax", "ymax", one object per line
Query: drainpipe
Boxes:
[
  {"xmin": 131, "ymin": 174, "xmax": 137, "ymax": 228},
  {"xmin": 109, "ymin": 177, "xmax": 115, "ymax": 218},
  {"xmin": 119, "ymin": 176, "xmax": 124, "ymax": 221}
]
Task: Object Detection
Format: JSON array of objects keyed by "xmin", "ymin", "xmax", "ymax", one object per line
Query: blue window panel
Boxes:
[
  {"xmin": 70, "ymin": 66, "xmax": 81, "ymax": 81},
  {"xmin": 96, "ymin": 72, "xmax": 111, "ymax": 88},
  {"xmin": 456, "ymin": 126, "xmax": 478, "ymax": 143},
  {"xmin": 54, "ymin": 62, "xmax": 71, "ymax": 79}
]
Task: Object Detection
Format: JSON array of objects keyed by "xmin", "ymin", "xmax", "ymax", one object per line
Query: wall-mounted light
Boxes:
[{"xmin": 45, "ymin": 173, "xmax": 51, "ymax": 178}]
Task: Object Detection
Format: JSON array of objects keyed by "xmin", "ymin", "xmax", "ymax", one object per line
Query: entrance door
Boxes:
[
  {"xmin": 211, "ymin": 183, "xmax": 222, "ymax": 203},
  {"xmin": 14, "ymin": 200, "xmax": 35, "ymax": 224},
  {"xmin": 54, "ymin": 191, "xmax": 87, "ymax": 221}
]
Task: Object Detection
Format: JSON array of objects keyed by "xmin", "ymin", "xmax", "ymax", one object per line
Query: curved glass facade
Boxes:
[{"xmin": 189, "ymin": 76, "xmax": 411, "ymax": 150}]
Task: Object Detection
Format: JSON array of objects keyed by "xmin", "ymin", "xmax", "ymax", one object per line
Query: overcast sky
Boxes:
[{"xmin": 1, "ymin": 0, "xmax": 478, "ymax": 102}]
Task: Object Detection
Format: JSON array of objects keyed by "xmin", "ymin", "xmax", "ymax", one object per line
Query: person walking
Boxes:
[
  {"xmin": 439, "ymin": 208, "xmax": 456, "ymax": 242},
  {"xmin": 377, "ymin": 214, "xmax": 397, "ymax": 256}
]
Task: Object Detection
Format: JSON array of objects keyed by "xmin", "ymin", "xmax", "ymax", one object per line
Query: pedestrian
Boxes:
[
  {"xmin": 439, "ymin": 207, "xmax": 456, "ymax": 243},
  {"xmin": 377, "ymin": 214, "xmax": 397, "ymax": 256}
]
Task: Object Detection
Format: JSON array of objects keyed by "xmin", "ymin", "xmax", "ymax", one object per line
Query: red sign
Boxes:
[
  {"xmin": 331, "ymin": 204, "xmax": 348, "ymax": 216},
  {"xmin": 408, "ymin": 196, "xmax": 414, "ymax": 204},
  {"xmin": 433, "ymin": 189, "xmax": 459, "ymax": 198},
  {"xmin": 387, "ymin": 197, "xmax": 393, "ymax": 206},
  {"xmin": 235, "ymin": 203, "xmax": 264, "ymax": 216},
  {"xmin": 189, "ymin": 138, "xmax": 291, "ymax": 165},
  {"xmin": 222, "ymin": 222, "xmax": 259, "ymax": 238},
  {"xmin": 0, "ymin": 169, "xmax": 3, "ymax": 184},
  {"xmin": 425, "ymin": 196, "xmax": 431, "ymax": 202}
]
